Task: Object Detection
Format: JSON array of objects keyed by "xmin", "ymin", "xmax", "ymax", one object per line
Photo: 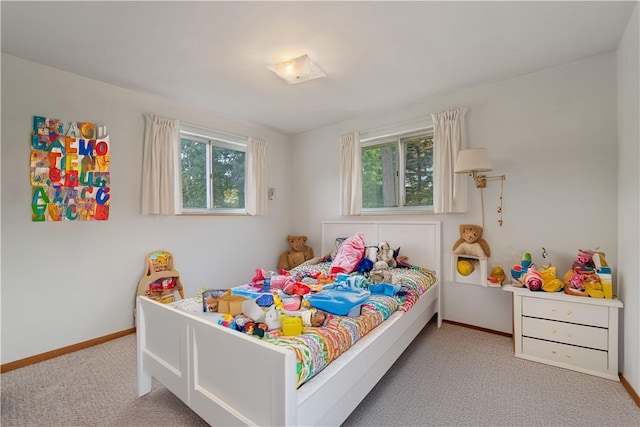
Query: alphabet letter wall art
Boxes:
[{"xmin": 30, "ymin": 116, "xmax": 110, "ymax": 221}]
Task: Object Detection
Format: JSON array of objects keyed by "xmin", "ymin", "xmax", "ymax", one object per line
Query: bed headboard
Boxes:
[{"xmin": 321, "ymin": 221, "xmax": 442, "ymax": 277}]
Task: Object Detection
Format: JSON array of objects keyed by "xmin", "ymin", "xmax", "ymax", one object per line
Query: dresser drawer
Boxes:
[
  {"xmin": 522, "ymin": 337, "xmax": 608, "ymax": 373},
  {"xmin": 522, "ymin": 316, "xmax": 608, "ymax": 350},
  {"xmin": 522, "ymin": 296, "xmax": 608, "ymax": 327}
]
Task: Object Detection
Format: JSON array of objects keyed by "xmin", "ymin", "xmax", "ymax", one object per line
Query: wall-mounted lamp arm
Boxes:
[
  {"xmin": 455, "ymin": 147, "xmax": 507, "ymax": 226},
  {"xmin": 471, "ymin": 173, "xmax": 506, "ymax": 188}
]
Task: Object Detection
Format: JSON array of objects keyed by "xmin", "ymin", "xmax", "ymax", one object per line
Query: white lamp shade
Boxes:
[
  {"xmin": 455, "ymin": 148, "xmax": 493, "ymax": 173},
  {"xmin": 267, "ymin": 54, "xmax": 326, "ymax": 84}
]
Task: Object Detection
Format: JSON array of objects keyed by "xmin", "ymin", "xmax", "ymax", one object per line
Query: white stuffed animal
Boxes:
[{"xmin": 373, "ymin": 241, "xmax": 396, "ymax": 270}]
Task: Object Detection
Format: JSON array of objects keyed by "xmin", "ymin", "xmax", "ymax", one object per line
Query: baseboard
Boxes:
[
  {"xmin": 620, "ymin": 374, "xmax": 640, "ymax": 408},
  {"xmin": 1, "ymin": 327, "xmax": 136, "ymax": 373},
  {"xmin": 443, "ymin": 319, "xmax": 512, "ymax": 337}
]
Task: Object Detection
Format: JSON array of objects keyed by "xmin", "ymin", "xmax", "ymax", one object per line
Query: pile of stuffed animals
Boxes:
[
  {"xmin": 277, "ymin": 234, "xmax": 404, "ymax": 284},
  {"xmin": 509, "ymin": 249, "xmax": 611, "ymax": 298},
  {"xmin": 561, "ymin": 249, "xmax": 611, "ymax": 298},
  {"xmin": 449, "ymin": 224, "xmax": 611, "ymax": 298},
  {"xmin": 206, "ymin": 234, "xmax": 414, "ymax": 339}
]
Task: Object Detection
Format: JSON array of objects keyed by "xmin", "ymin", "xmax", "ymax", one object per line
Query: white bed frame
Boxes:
[{"xmin": 137, "ymin": 220, "xmax": 442, "ymax": 426}]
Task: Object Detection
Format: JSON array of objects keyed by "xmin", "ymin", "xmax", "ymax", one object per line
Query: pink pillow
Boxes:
[{"xmin": 330, "ymin": 233, "xmax": 365, "ymax": 275}]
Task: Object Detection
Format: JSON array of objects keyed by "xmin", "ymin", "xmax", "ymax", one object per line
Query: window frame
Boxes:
[
  {"xmin": 360, "ymin": 127, "xmax": 435, "ymax": 214},
  {"xmin": 179, "ymin": 124, "xmax": 248, "ymax": 215}
]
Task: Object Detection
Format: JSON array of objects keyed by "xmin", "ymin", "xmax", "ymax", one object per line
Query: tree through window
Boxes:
[
  {"xmin": 361, "ymin": 131, "xmax": 433, "ymax": 211},
  {"xmin": 180, "ymin": 128, "xmax": 246, "ymax": 213}
]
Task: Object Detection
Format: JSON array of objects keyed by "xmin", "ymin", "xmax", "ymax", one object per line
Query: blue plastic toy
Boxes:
[{"xmin": 305, "ymin": 287, "xmax": 370, "ymax": 316}]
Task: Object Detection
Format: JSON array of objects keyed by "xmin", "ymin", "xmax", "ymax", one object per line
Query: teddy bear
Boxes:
[
  {"xmin": 278, "ymin": 235, "xmax": 314, "ymax": 270},
  {"xmin": 452, "ymin": 224, "xmax": 491, "ymax": 258}
]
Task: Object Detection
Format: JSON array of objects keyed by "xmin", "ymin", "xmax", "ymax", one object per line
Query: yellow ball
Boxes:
[{"xmin": 457, "ymin": 259, "xmax": 475, "ymax": 276}]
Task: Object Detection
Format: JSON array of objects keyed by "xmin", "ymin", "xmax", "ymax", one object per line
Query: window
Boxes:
[
  {"xmin": 180, "ymin": 126, "xmax": 246, "ymax": 213},
  {"xmin": 361, "ymin": 130, "xmax": 433, "ymax": 211}
]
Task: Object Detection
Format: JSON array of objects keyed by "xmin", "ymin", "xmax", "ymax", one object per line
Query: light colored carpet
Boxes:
[
  {"xmin": 0, "ymin": 332, "xmax": 209, "ymax": 427},
  {"xmin": 2, "ymin": 320, "xmax": 639, "ymax": 427},
  {"xmin": 343, "ymin": 321, "xmax": 640, "ymax": 427}
]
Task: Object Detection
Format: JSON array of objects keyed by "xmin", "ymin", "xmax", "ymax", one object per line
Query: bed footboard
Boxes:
[
  {"xmin": 137, "ymin": 297, "xmax": 299, "ymax": 426},
  {"xmin": 296, "ymin": 279, "xmax": 440, "ymax": 426},
  {"xmin": 137, "ymin": 296, "xmax": 189, "ymax": 402},
  {"xmin": 137, "ymin": 220, "xmax": 442, "ymax": 426}
]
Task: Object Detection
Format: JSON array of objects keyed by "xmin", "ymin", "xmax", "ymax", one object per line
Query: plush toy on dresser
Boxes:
[
  {"xmin": 562, "ymin": 249, "xmax": 607, "ymax": 298},
  {"xmin": 452, "ymin": 224, "xmax": 491, "ymax": 258},
  {"xmin": 278, "ymin": 235, "xmax": 315, "ymax": 270}
]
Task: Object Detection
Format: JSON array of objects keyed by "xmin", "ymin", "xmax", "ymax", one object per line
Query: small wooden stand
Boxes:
[{"xmin": 136, "ymin": 250, "xmax": 185, "ymax": 303}]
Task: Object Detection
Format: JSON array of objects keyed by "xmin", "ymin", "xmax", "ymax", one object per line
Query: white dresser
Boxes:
[{"xmin": 504, "ymin": 285, "xmax": 623, "ymax": 381}]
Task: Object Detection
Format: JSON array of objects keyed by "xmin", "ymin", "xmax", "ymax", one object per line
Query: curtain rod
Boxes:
[
  {"xmin": 359, "ymin": 125, "xmax": 432, "ymax": 143},
  {"xmin": 180, "ymin": 122, "xmax": 248, "ymax": 147}
]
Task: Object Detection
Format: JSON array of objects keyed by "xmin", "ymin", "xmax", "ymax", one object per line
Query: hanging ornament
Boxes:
[{"xmin": 497, "ymin": 177, "xmax": 504, "ymax": 227}]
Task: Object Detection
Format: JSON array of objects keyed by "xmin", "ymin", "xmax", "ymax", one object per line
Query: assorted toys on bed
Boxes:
[
  {"xmin": 161, "ymin": 232, "xmax": 436, "ymax": 388},
  {"xmin": 207, "ymin": 270, "xmax": 392, "ymax": 338},
  {"xmin": 507, "ymin": 248, "xmax": 614, "ymax": 298},
  {"xmin": 200, "ymin": 232, "xmax": 423, "ymax": 340}
]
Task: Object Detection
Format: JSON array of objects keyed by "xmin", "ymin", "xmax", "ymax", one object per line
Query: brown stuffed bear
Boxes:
[
  {"xmin": 452, "ymin": 224, "xmax": 491, "ymax": 258},
  {"xmin": 278, "ymin": 235, "xmax": 315, "ymax": 270}
]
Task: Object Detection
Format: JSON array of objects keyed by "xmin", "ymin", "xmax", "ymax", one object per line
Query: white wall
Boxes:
[
  {"xmin": 3, "ymin": 43, "xmax": 636, "ymax": 391},
  {"xmin": 0, "ymin": 54, "xmax": 294, "ymax": 364},
  {"xmin": 292, "ymin": 53, "xmax": 619, "ymax": 334},
  {"xmin": 617, "ymin": 3, "xmax": 640, "ymax": 396}
]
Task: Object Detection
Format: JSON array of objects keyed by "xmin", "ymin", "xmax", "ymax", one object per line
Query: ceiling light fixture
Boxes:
[{"xmin": 267, "ymin": 54, "xmax": 326, "ymax": 84}]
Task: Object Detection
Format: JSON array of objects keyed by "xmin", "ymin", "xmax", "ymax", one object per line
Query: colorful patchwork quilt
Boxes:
[
  {"xmin": 264, "ymin": 264, "xmax": 436, "ymax": 387},
  {"xmin": 172, "ymin": 263, "xmax": 436, "ymax": 388}
]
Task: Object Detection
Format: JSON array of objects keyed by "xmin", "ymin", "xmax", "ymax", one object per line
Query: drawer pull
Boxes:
[
  {"xmin": 566, "ymin": 310, "xmax": 572, "ymax": 315},
  {"xmin": 551, "ymin": 351, "xmax": 557, "ymax": 355},
  {"xmin": 550, "ymin": 329, "xmax": 557, "ymax": 334},
  {"xmin": 566, "ymin": 355, "xmax": 572, "ymax": 359},
  {"xmin": 567, "ymin": 332, "xmax": 573, "ymax": 337},
  {"xmin": 551, "ymin": 308, "xmax": 556, "ymax": 313}
]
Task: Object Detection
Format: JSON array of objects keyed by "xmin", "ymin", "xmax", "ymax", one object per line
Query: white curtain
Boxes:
[
  {"xmin": 340, "ymin": 132, "xmax": 362, "ymax": 216},
  {"xmin": 141, "ymin": 114, "xmax": 182, "ymax": 215},
  {"xmin": 432, "ymin": 107, "xmax": 469, "ymax": 213},
  {"xmin": 246, "ymin": 138, "xmax": 268, "ymax": 216}
]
